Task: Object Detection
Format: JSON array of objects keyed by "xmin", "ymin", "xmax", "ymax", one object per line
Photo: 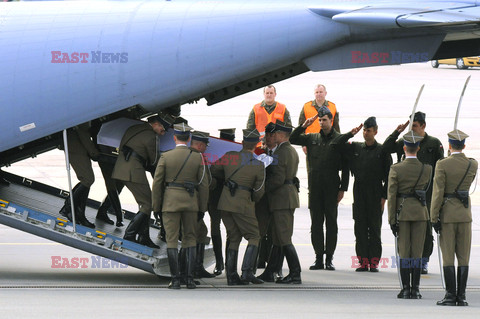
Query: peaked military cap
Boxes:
[
  {"xmin": 147, "ymin": 113, "xmax": 175, "ymax": 129},
  {"xmin": 448, "ymin": 129, "xmax": 468, "ymax": 146},
  {"xmin": 273, "ymin": 121, "xmax": 293, "ymax": 133},
  {"xmin": 403, "ymin": 130, "xmax": 423, "ymax": 146},
  {"xmin": 219, "ymin": 128, "xmax": 235, "ymax": 141},
  {"xmin": 265, "ymin": 122, "xmax": 276, "ymax": 134},
  {"xmin": 243, "ymin": 128, "xmax": 260, "ymax": 143},
  {"xmin": 363, "ymin": 116, "xmax": 377, "ymax": 129},
  {"xmin": 192, "ymin": 130, "xmax": 210, "ymax": 144},
  {"xmin": 318, "ymin": 105, "xmax": 332, "ymax": 117},
  {"xmin": 413, "ymin": 111, "xmax": 426, "ymax": 123},
  {"xmin": 174, "ymin": 123, "xmax": 193, "ymax": 136}
]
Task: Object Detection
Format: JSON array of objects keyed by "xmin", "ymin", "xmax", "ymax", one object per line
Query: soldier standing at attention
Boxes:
[
  {"xmin": 331, "ymin": 117, "xmax": 392, "ymax": 272},
  {"xmin": 388, "ymin": 131, "xmax": 432, "ymax": 300},
  {"xmin": 210, "ymin": 129, "xmax": 266, "ymax": 285},
  {"xmin": 112, "ymin": 115, "xmax": 173, "ymax": 248},
  {"xmin": 431, "ymin": 129, "xmax": 477, "ymax": 306},
  {"xmin": 152, "ymin": 124, "xmax": 209, "ymax": 289},
  {"xmin": 290, "ymin": 106, "xmax": 349, "ymax": 271},
  {"xmin": 384, "ymin": 112, "xmax": 444, "ymax": 274}
]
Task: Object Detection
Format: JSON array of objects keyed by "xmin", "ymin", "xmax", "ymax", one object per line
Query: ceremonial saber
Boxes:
[
  {"xmin": 395, "ymin": 235, "xmax": 402, "ymax": 288},
  {"xmin": 437, "ymin": 233, "xmax": 445, "ymax": 289},
  {"xmin": 408, "ymin": 84, "xmax": 425, "ymax": 131},
  {"xmin": 454, "ymin": 76, "xmax": 471, "ymax": 130}
]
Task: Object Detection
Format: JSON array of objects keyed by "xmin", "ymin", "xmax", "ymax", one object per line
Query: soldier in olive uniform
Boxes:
[
  {"xmin": 384, "ymin": 112, "xmax": 444, "ymax": 274},
  {"xmin": 388, "ymin": 131, "xmax": 432, "ymax": 300},
  {"xmin": 290, "ymin": 106, "xmax": 349, "ymax": 271},
  {"xmin": 431, "ymin": 129, "xmax": 478, "ymax": 306},
  {"xmin": 59, "ymin": 122, "xmax": 99, "ymax": 228},
  {"xmin": 258, "ymin": 122, "xmax": 302, "ymax": 284},
  {"xmin": 112, "ymin": 115, "xmax": 172, "ymax": 248},
  {"xmin": 332, "ymin": 117, "xmax": 392, "ymax": 272},
  {"xmin": 152, "ymin": 124, "xmax": 209, "ymax": 289},
  {"xmin": 210, "ymin": 129, "xmax": 265, "ymax": 285}
]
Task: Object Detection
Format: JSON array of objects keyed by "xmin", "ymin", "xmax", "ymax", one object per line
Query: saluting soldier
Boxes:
[
  {"xmin": 388, "ymin": 131, "xmax": 432, "ymax": 300},
  {"xmin": 384, "ymin": 112, "xmax": 444, "ymax": 274},
  {"xmin": 290, "ymin": 105, "xmax": 349, "ymax": 271},
  {"xmin": 113, "ymin": 115, "xmax": 173, "ymax": 248},
  {"xmin": 258, "ymin": 121, "xmax": 302, "ymax": 284},
  {"xmin": 152, "ymin": 124, "xmax": 209, "ymax": 289},
  {"xmin": 431, "ymin": 130, "xmax": 478, "ymax": 306},
  {"xmin": 332, "ymin": 117, "xmax": 392, "ymax": 272},
  {"xmin": 210, "ymin": 128, "xmax": 265, "ymax": 285}
]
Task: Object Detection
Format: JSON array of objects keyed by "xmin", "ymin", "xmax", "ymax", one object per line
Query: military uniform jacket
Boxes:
[
  {"xmin": 112, "ymin": 123, "xmax": 158, "ymax": 184},
  {"xmin": 65, "ymin": 122, "xmax": 99, "ymax": 158},
  {"xmin": 289, "ymin": 126, "xmax": 349, "ymax": 191},
  {"xmin": 210, "ymin": 150, "xmax": 265, "ymax": 214},
  {"xmin": 266, "ymin": 141, "xmax": 300, "ymax": 210},
  {"xmin": 387, "ymin": 158, "xmax": 432, "ymax": 224},
  {"xmin": 152, "ymin": 145, "xmax": 209, "ymax": 213},
  {"xmin": 332, "ymin": 132, "xmax": 391, "ymax": 198},
  {"xmin": 431, "ymin": 153, "xmax": 478, "ymax": 223}
]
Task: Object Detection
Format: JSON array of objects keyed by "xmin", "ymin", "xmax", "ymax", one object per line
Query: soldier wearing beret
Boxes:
[
  {"xmin": 384, "ymin": 111, "xmax": 444, "ymax": 274},
  {"xmin": 290, "ymin": 106, "xmax": 349, "ymax": 271},
  {"xmin": 388, "ymin": 131, "xmax": 432, "ymax": 300},
  {"xmin": 332, "ymin": 117, "xmax": 392, "ymax": 271},
  {"xmin": 431, "ymin": 129, "xmax": 478, "ymax": 306},
  {"xmin": 210, "ymin": 128, "xmax": 266, "ymax": 285}
]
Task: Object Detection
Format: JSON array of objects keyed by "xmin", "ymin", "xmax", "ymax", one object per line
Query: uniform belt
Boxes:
[
  {"xmin": 284, "ymin": 180, "xmax": 295, "ymax": 184},
  {"xmin": 166, "ymin": 182, "xmax": 197, "ymax": 189},
  {"xmin": 397, "ymin": 193, "xmax": 416, "ymax": 198},
  {"xmin": 131, "ymin": 151, "xmax": 147, "ymax": 167},
  {"xmin": 236, "ymin": 185, "xmax": 253, "ymax": 192},
  {"xmin": 444, "ymin": 193, "xmax": 456, "ymax": 198}
]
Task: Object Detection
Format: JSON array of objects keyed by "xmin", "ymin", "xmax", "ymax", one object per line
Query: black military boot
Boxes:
[
  {"xmin": 226, "ymin": 249, "xmax": 247, "ymax": 286},
  {"xmin": 437, "ymin": 266, "xmax": 456, "ymax": 306},
  {"xmin": 194, "ymin": 243, "xmax": 215, "ymax": 278},
  {"xmin": 137, "ymin": 215, "xmax": 160, "ymax": 249},
  {"xmin": 108, "ymin": 190, "xmax": 124, "ymax": 227},
  {"xmin": 457, "ymin": 266, "xmax": 469, "ymax": 306},
  {"xmin": 167, "ymin": 248, "xmax": 180, "ymax": 289},
  {"xmin": 185, "ymin": 246, "xmax": 197, "ymax": 289},
  {"xmin": 178, "ymin": 248, "xmax": 187, "ymax": 284},
  {"xmin": 410, "ymin": 259, "xmax": 422, "ymax": 299},
  {"xmin": 397, "ymin": 259, "xmax": 411, "ymax": 299},
  {"xmin": 325, "ymin": 254, "xmax": 335, "ymax": 271},
  {"xmin": 275, "ymin": 248, "xmax": 284, "ymax": 280},
  {"xmin": 96, "ymin": 195, "xmax": 114, "ymax": 225},
  {"xmin": 123, "ymin": 212, "xmax": 145, "ymax": 242},
  {"xmin": 73, "ymin": 184, "xmax": 95, "ymax": 228},
  {"xmin": 211, "ymin": 235, "xmax": 224, "ymax": 276},
  {"xmin": 421, "ymin": 259, "xmax": 429, "ymax": 275},
  {"xmin": 240, "ymin": 245, "xmax": 264, "ymax": 284},
  {"xmin": 59, "ymin": 183, "xmax": 81, "ymax": 221},
  {"xmin": 309, "ymin": 254, "xmax": 324, "ymax": 270},
  {"xmin": 155, "ymin": 213, "xmax": 167, "ymax": 243},
  {"xmin": 257, "ymin": 245, "xmax": 282, "ymax": 282},
  {"xmin": 276, "ymin": 244, "xmax": 302, "ymax": 284}
]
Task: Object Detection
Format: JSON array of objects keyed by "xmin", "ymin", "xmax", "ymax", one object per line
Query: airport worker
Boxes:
[
  {"xmin": 331, "ymin": 117, "xmax": 392, "ymax": 272},
  {"xmin": 112, "ymin": 115, "xmax": 173, "ymax": 248},
  {"xmin": 384, "ymin": 111, "xmax": 444, "ymax": 274},
  {"xmin": 59, "ymin": 122, "xmax": 99, "ymax": 228},
  {"xmin": 258, "ymin": 121, "xmax": 302, "ymax": 284},
  {"xmin": 298, "ymin": 84, "xmax": 340, "ymax": 134},
  {"xmin": 246, "ymin": 85, "xmax": 292, "ymax": 145},
  {"xmin": 387, "ymin": 130, "xmax": 432, "ymax": 300},
  {"xmin": 152, "ymin": 123, "xmax": 209, "ymax": 289},
  {"xmin": 210, "ymin": 128, "xmax": 265, "ymax": 285},
  {"xmin": 431, "ymin": 129, "xmax": 477, "ymax": 306},
  {"xmin": 290, "ymin": 105, "xmax": 349, "ymax": 271}
]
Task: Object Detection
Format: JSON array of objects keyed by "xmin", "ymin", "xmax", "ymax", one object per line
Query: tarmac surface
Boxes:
[{"xmin": 2, "ymin": 62, "xmax": 480, "ymax": 318}]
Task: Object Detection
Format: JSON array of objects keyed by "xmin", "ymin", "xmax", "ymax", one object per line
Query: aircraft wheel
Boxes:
[
  {"xmin": 431, "ymin": 60, "xmax": 439, "ymax": 68},
  {"xmin": 456, "ymin": 58, "xmax": 468, "ymax": 69}
]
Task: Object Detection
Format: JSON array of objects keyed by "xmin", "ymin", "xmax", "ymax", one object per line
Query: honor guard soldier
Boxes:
[
  {"xmin": 59, "ymin": 122, "xmax": 99, "ymax": 228},
  {"xmin": 384, "ymin": 112, "xmax": 444, "ymax": 274},
  {"xmin": 332, "ymin": 117, "xmax": 392, "ymax": 271},
  {"xmin": 290, "ymin": 105, "xmax": 349, "ymax": 271},
  {"xmin": 431, "ymin": 130, "xmax": 478, "ymax": 306},
  {"xmin": 210, "ymin": 128, "xmax": 266, "ymax": 285},
  {"xmin": 112, "ymin": 115, "xmax": 173, "ymax": 248},
  {"xmin": 258, "ymin": 121, "xmax": 302, "ymax": 284},
  {"xmin": 388, "ymin": 130, "xmax": 432, "ymax": 300},
  {"xmin": 246, "ymin": 85, "xmax": 292, "ymax": 145},
  {"xmin": 152, "ymin": 124, "xmax": 209, "ymax": 289}
]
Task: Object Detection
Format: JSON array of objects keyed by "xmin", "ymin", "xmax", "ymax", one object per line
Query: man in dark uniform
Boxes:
[
  {"xmin": 258, "ymin": 121, "xmax": 302, "ymax": 284},
  {"xmin": 290, "ymin": 106, "xmax": 349, "ymax": 271},
  {"xmin": 388, "ymin": 131, "xmax": 432, "ymax": 300},
  {"xmin": 210, "ymin": 129, "xmax": 265, "ymax": 285},
  {"xmin": 431, "ymin": 129, "xmax": 478, "ymax": 306},
  {"xmin": 384, "ymin": 112, "xmax": 444, "ymax": 274},
  {"xmin": 332, "ymin": 117, "xmax": 392, "ymax": 272},
  {"xmin": 152, "ymin": 124, "xmax": 209, "ymax": 289},
  {"xmin": 112, "ymin": 116, "xmax": 171, "ymax": 248},
  {"xmin": 59, "ymin": 122, "xmax": 99, "ymax": 228}
]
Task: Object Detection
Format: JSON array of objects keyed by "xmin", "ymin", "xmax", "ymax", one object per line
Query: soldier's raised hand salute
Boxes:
[
  {"xmin": 395, "ymin": 120, "xmax": 409, "ymax": 133},
  {"xmin": 302, "ymin": 114, "xmax": 318, "ymax": 128},
  {"xmin": 350, "ymin": 123, "xmax": 363, "ymax": 136}
]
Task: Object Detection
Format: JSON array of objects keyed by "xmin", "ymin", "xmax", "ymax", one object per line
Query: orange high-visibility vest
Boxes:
[
  {"xmin": 253, "ymin": 102, "xmax": 287, "ymax": 136},
  {"xmin": 303, "ymin": 101, "xmax": 336, "ymax": 134}
]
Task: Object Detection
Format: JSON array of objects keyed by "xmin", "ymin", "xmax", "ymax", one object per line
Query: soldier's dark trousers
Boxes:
[{"xmin": 309, "ymin": 186, "xmax": 338, "ymax": 256}]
